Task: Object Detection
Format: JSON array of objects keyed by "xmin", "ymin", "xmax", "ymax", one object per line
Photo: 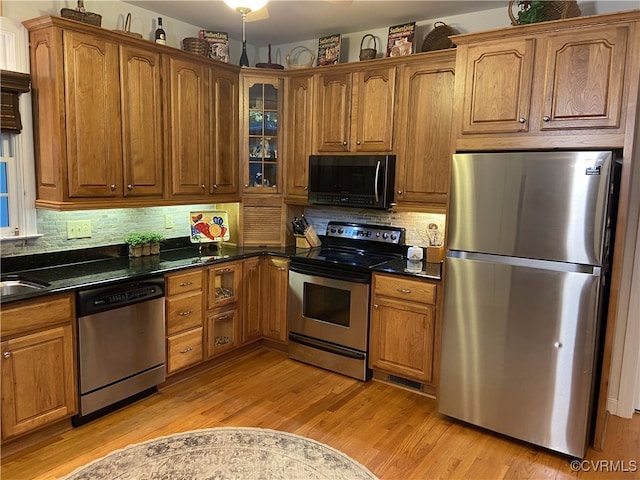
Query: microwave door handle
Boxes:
[{"xmin": 374, "ymin": 160, "xmax": 381, "ymax": 203}]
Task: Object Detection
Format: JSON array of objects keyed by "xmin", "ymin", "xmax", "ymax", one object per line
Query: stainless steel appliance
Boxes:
[
  {"xmin": 439, "ymin": 151, "xmax": 619, "ymax": 458},
  {"xmin": 308, "ymin": 155, "xmax": 396, "ymax": 209},
  {"xmin": 288, "ymin": 222, "xmax": 405, "ymax": 380},
  {"xmin": 74, "ymin": 276, "xmax": 166, "ymax": 424}
]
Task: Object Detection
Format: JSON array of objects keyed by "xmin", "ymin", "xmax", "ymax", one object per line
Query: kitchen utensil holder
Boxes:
[
  {"xmin": 359, "ymin": 34, "xmax": 377, "ymax": 60},
  {"xmin": 294, "ymin": 234, "xmax": 311, "ymax": 249},
  {"xmin": 303, "ymin": 226, "xmax": 322, "ymax": 248}
]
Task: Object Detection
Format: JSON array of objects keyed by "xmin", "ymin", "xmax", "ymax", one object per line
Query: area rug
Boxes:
[{"xmin": 62, "ymin": 427, "xmax": 378, "ymax": 479}]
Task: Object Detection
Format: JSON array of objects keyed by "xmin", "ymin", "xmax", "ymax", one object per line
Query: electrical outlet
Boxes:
[
  {"xmin": 67, "ymin": 220, "xmax": 92, "ymax": 239},
  {"xmin": 164, "ymin": 214, "xmax": 174, "ymax": 229}
]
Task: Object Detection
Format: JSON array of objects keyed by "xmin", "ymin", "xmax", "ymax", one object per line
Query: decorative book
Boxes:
[
  {"xmin": 386, "ymin": 22, "xmax": 416, "ymax": 57},
  {"xmin": 199, "ymin": 30, "xmax": 230, "ymax": 63},
  {"xmin": 317, "ymin": 34, "xmax": 342, "ymax": 66}
]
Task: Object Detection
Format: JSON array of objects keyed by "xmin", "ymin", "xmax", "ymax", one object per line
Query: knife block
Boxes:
[
  {"xmin": 294, "ymin": 234, "xmax": 311, "ymax": 249},
  {"xmin": 303, "ymin": 226, "xmax": 322, "ymax": 248}
]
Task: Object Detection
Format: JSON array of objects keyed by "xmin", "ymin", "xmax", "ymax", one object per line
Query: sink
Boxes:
[{"xmin": 0, "ymin": 276, "xmax": 50, "ymax": 298}]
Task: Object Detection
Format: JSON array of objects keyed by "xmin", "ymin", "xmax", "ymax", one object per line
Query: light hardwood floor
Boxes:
[{"xmin": 1, "ymin": 347, "xmax": 638, "ymax": 480}]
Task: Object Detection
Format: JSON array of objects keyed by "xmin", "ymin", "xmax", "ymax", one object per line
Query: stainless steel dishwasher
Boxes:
[{"xmin": 74, "ymin": 276, "xmax": 166, "ymax": 424}]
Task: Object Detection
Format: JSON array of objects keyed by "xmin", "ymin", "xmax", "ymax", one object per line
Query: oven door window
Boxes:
[{"xmin": 303, "ymin": 283, "xmax": 350, "ymax": 327}]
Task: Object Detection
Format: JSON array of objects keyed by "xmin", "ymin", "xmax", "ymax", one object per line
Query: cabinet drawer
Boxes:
[
  {"xmin": 166, "ymin": 270, "xmax": 202, "ymax": 296},
  {"xmin": 167, "ymin": 327, "xmax": 203, "ymax": 374},
  {"xmin": 1, "ymin": 293, "xmax": 74, "ymax": 339},
  {"xmin": 166, "ymin": 292, "xmax": 203, "ymax": 335},
  {"xmin": 374, "ymin": 275, "xmax": 436, "ymax": 304}
]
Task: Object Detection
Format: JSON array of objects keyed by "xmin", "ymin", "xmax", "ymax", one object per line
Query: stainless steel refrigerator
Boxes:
[{"xmin": 439, "ymin": 151, "xmax": 618, "ymax": 458}]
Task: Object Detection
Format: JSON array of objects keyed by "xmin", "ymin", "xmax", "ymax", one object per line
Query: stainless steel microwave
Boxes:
[{"xmin": 308, "ymin": 155, "xmax": 396, "ymax": 209}]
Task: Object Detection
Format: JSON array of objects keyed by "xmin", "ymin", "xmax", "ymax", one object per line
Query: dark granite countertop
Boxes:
[{"xmin": 1, "ymin": 243, "xmax": 441, "ymax": 305}]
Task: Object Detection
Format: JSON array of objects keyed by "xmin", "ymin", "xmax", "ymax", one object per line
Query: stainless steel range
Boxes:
[{"xmin": 288, "ymin": 221, "xmax": 406, "ymax": 380}]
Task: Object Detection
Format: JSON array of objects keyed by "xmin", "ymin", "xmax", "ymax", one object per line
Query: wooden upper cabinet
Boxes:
[
  {"xmin": 459, "ymin": 38, "xmax": 535, "ymax": 135},
  {"xmin": 120, "ymin": 45, "xmax": 163, "ymax": 197},
  {"xmin": 64, "ymin": 31, "xmax": 123, "ymax": 197},
  {"xmin": 395, "ymin": 52, "xmax": 455, "ymax": 207},
  {"xmin": 167, "ymin": 56, "xmax": 210, "ymax": 196},
  {"xmin": 314, "ymin": 66, "xmax": 396, "ymax": 153},
  {"xmin": 452, "ymin": 12, "xmax": 637, "ymax": 150},
  {"xmin": 210, "ymin": 66, "xmax": 239, "ymax": 196},
  {"xmin": 538, "ymin": 26, "xmax": 628, "ymax": 130},
  {"xmin": 285, "ymin": 73, "xmax": 314, "ymax": 200}
]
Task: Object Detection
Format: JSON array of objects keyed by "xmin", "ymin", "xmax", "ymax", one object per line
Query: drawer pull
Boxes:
[
  {"xmin": 221, "ymin": 268, "xmax": 231, "ymax": 273},
  {"xmin": 178, "ymin": 310, "xmax": 193, "ymax": 317},
  {"xmin": 179, "ymin": 281, "xmax": 194, "ymax": 287},
  {"xmin": 397, "ymin": 288, "xmax": 412, "ymax": 294},
  {"xmin": 217, "ymin": 314, "xmax": 232, "ymax": 321},
  {"xmin": 180, "ymin": 346, "xmax": 194, "ymax": 353}
]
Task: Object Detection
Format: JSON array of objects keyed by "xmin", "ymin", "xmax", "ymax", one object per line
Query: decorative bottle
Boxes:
[{"xmin": 155, "ymin": 17, "xmax": 166, "ymax": 45}]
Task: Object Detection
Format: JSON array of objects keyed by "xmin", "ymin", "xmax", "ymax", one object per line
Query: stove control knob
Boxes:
[
  {"xmin": 391, "ymin": 234, "xmax": 397, "ymax": 241},
  {"xmin": 376, "ymin": 232, "xmax": 381, "ymax": 238},
  {"xmin": 330, "ymin": 228, "xmax": 336, "ymax": 234},
  {"xmin": 338, "ymin": 228, "xmax": 344, "ymax": 234},
  {"xmin": 382, "ymin": 233, "xmax": 389, "ymax": 239}
]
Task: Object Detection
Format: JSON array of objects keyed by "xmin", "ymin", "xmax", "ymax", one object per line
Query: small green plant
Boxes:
[
  {"xmin": 145, "ymin": 232, "xmax": 165, "ymax": 243},
  {"xmin": 124, "ymin": 233, "xmax": 146, "ymax": 246},
  {"xmin": 516, "ymin": 0, "xmax": 547, "ymax": 24}
]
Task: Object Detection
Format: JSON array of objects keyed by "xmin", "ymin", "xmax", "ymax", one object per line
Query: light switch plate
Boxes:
[{"xmin": 67, "ymin": 220, "xmax": 92, "ymax": 239}]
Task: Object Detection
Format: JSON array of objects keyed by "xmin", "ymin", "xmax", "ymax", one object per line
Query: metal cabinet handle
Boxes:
[
  {"xmin": 518, "ymin": 117, "xmax": 526, "ymax": 124},
  {"xmin": 200, "ymin": 184, "xmax": 206, "ymax": 190},
  {"xmin": 110, "ymin": 184, "xmax": 117, "ymax": 191},
  {"xmin": 356, "ymin": 140, "xmax": 361, "ymax": 145},
  {"xmin": 212, "ymin": 184, "xmax": 218, "ymax": 189},
  {"xmin": 397, "ymin": 190, "xmax": 403, "ymax": 195},
  {"xmin": 543, "ymin": 116, "xmax": 551, "ymax": 122},
  {"xmin": 220, "ymin": 268, "xmax": 232, "ymax": 273},
  {"xmin": 342, "ymin": 141, "xmax": 348, "ymax": 146},
  {"xmin": 373, "ymin": 304, "xmax": 379, "ymax": 309},
  {"xmin": 3, "ymin": 352, "xmax": 10, "ymax": 359},
  {"xmin": 179, "ymin": 281, "xmax": 193, "ymax": 287},
  {"xmin": 303, "ymin": 186, "xmax": 308, "ymax": 191},
  {"xmin": 245, "ymin": 183, "xmax": 250, "ymax": 188},
  {"xmin": 127, "ymin": 184, "xmax": 133, "ymax": 190},
  {"xmin": 178, "ymin": 310, "xmax": 193, "ymax": 317},
  {"xmin": 217, "ymin": 314, "xmax": 232, "ymax": 321},
  {"xmin": 179, "ymin": 346, "xmax": 194, "ymax": 353},
  {"xmin": 397, "ymin": 288, "xmax": 412, "ymax": 294},
  {"xmin": 279, "ymin": 267, "xmax": 285, "ymax": 271}
]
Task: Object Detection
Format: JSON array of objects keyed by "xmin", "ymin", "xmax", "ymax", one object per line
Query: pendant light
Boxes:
[{"xmin": 223, "ymin": 0, "xmax": 269, "ymax": 67}]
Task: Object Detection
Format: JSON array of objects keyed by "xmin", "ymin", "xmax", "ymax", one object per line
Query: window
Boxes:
[{"xmin": 0, "ymin": 17, "xmax": 39, "ymax": 241}]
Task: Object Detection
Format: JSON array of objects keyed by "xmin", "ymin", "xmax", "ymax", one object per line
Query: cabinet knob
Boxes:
[
  {"xmin": 303, "ymin": 186, "xmax": 308, "ymax": 191},
  {"xmin": 245, "ymin": 183, "xmax": 250, "ymax": 188},
  {"xmin": 342, "ymin": 141, "xmax": 348, "ymax": 146},
  {"xmin": 127, "ymin": 184, "xmax": 133, "ymax": 190},
  {"xmin": 543, "ymin": 116, "xmax": 551, "ymax": 122},
  {"xmin": 279, "ymin": 267, "xmax": 285, "ymax": 271},
  {"xmin": 110, "ymin": 184, "xmax": 117, "ymax": 191},
  {"xmin": 518, "ymin": 117, "xmax": 526, "ymax": 124},
  {"xmin": 212, "ymin": 184, "xmax": 218, "ymax": 189},
  {"xmin": 200, "ymin": 184, "xmax": 206, "ymax": 190},
  {"xmin": 397, "ymin": 190, "xmax": 403, "ymax": 195},
  {"xmin": 3, "ymin": 351, "xmax": 10, "ymax": 359},
  {"xmin": 373, "ymin": 304, "xmax": 379, "ymax": 309},
  {"xmin": 356, "ymin": 140, "xmax": 361, "ymax": 145}
]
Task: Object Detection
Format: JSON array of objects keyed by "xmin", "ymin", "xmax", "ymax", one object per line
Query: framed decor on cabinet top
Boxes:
[
  {"xmin": 317, "ymin": 33, "xmax": 341, "ymax": 66},
  {"xmin": 386, "ymin": 22, "xmax": 416, "ymax": 57}
]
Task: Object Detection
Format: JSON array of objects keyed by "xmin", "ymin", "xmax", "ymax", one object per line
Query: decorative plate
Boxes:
[{"xmin": 190, "ymin": 210, "xmax": 230, "ymax": 243}]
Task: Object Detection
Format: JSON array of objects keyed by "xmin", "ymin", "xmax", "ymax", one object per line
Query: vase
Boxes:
[
  {"xmin": 142, "ymin": 242, "xmax": 151, "ymax": 256},
  {"xmin": 150, "ymin": 242, "xmax": 160, "ymax": 255},
  {"xmin": 129, "ymin": 245, "xmax": 143, "ymax": 258}
]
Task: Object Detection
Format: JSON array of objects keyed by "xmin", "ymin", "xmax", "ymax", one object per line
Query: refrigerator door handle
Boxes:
[{"xmin": 447, "ymin": 250, "xmax": 601, "ymax": 275}]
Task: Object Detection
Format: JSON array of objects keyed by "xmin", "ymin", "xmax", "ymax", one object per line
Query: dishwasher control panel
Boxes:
[{"xmin": 77, "ymin": 277, "xmax": 165, "ymax": 317}]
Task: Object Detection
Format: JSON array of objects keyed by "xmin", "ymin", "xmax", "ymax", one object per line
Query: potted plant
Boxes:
[
  {"xmin": 124, "ymin": 233, "xmax": 146, "ymax": 257},
  {"xmin": 147, "ymin": 232, "xmax": 165, "ymax": 255}
]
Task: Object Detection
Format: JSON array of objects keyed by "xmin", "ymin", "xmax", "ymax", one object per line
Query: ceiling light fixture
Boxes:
[{"xmin": 223, "ymin": 0, "xmax": 269, "ymax": 67}]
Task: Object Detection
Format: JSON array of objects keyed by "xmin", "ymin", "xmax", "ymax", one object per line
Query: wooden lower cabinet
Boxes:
[
  {"xmin": 262, "ymin": 257, "xmax": 289, "ymax": 343},
  {"xmin": 0, "ymin": 293, "xmax": 77, "ymax": 441},
  {"xmin": 207, "ymin": 306, "xmax": 240, "ymax": 357},
  {"xmin": 165, "ymin": 269, "xmax": 204, "ymax": 375},
  {"xmin": 369, "ymin": 274, "xmax": 438, "ymax": 387},
  {"xmin": 242, "ymin": 256, "xmax": 263, "ymax": 343}
]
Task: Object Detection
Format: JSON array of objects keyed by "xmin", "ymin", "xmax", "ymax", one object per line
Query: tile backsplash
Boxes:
[{"xmin": 0, "ymin": 203, "xmax": 444, "ymax": 258}]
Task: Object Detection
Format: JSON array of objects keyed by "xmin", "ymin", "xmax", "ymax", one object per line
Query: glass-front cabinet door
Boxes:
[{"xmin": 241, "ymin": 75, "xmax": 282, "ymax": 193}]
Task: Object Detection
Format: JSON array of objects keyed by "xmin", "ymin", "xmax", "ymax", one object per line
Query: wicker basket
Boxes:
[
  {"xmin": 508, "ymin": 0, "xmax": 581, "ymax": 25},
  {"xmin": 183, "ymin": 37, "xmax": 210, "ymax": 56},
  {"xmin": 359, "ymin": 34, "xmax": 377, "ymax": 61},
  {"xmin": 421, "ymin": 21, "xmax": 458, "ymax": 52},
  {"xmin": 60, "ymin": 0, "xmax": 102, "ymax": 27},
  {"xmin": 286, "ymin": 46, "xmax": 316, "ymax": 69},
  {"xmin": 112, "ymin": 13, "xmax": 143, "ymax": 39}
]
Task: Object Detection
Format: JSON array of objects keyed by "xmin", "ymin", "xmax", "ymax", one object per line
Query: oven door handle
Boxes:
[
  {"xmin": 289, "ymin": 262, "xmax": 371, "ymax": 283},
  {"xmin": 289, "ymin": 333, "xmax": 366, "ymax": 360}
]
